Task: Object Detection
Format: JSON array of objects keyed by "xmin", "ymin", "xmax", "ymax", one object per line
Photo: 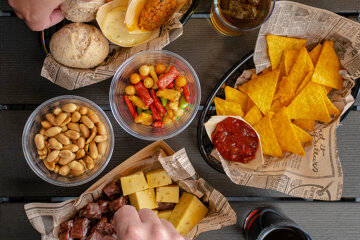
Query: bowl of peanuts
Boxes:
[
  {"xmin": 22, "ymin": 95, "xmax": 114, "ymax": 186},
  {"xmin": 109, "ymin": 50, "xmax": 201, "ymax": 140}
]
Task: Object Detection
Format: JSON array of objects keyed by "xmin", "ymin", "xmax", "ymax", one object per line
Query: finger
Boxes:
[
  {"xmin": 13, "ymin": 10, "xmax": 24, "ymax": 20},
  {"xmin": 48, "ymin": 9, "xmax": 64, "ymax": 28},
  {"xmin": 159, "ymin": 219, "xmax": 179, "ymax": 233},
  {"xmin": 138, "ymin": 208, "xmax": 162, "ymax": 224},
  {"xmin": 114, "ymin": 205, "xmax": 142, "ymax": 236}
]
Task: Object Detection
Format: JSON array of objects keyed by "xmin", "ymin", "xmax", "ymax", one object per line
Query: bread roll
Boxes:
[
  {"xmin": 61, "ymin": 0, "xmax": 105, "ymax": 22},
  {"xmin": 50, "ymin": 23, "xmax": 109, "ymax": 69}
]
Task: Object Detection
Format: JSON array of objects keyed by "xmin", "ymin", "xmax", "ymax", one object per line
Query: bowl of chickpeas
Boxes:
[
  {"xmin": 109, "ymin": 50, "xmax": 201, "ymax": 140},
  {"xmin": 22, "ymin": 95, "xmax": 114, "ymax": 186}
]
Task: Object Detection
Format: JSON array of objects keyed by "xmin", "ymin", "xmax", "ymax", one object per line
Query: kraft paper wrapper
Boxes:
[
  {"xmin": 41, "ymin": 1, "xmax": 192, "ymax": 90},
  {"xmin": 24, "ymin": 141, "xmax": 237, "ymax": 240},
  {"xmin": 204, "ymin": 1, "xmax": 360, "ymax": 201}
]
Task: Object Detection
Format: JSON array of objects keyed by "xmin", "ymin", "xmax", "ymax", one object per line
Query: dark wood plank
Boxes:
[
  {"xmin": 194, "ymin": 0, "xmax": 360, "ymax": 13},
  {"xmin": 1, "ymin": 201, "xmax": 360, "ymax": 240},
  {"xmin": 1, "ymin": 110, "xmax": 360, "ymax": 198},
  {"xmin": 0, "ymin": 17, "xmax": 258, "ymax": 105}
]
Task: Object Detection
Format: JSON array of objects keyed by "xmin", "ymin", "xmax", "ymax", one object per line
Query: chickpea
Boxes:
[
  {"xmin": 139, "ymin": 65, "xmax": 150, "ymax": 76},
  {"xmin": 155, "ymin": 64, "xmax": 166, "ymax": 75},
  {"xmin": 143, "ymin": 77, "xmax": 154, "ymax": 88},
  {"xmin": 175, "ymin": 76, "xmax": 187, "ymax": 87},
  {"xmin": 130, "ymin": 73, "xmax": 141, "ymax": 84},
  {"xmin": 140, "ymin": 74, "xmax": 149, "ymax": 80},
  {"xmin": 125, "ymin": 85, "xmax": 136, "ymax": 95}
]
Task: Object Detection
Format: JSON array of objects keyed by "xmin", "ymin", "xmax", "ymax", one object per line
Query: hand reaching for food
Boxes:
[{"xmin": 112, "ymin": 205, "xmax": 189, "ymax": 240}]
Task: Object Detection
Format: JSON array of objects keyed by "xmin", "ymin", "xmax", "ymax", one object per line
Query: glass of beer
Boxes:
[{"xmin": 210, "ymin": 0, "xmax": 276, "ymax": 36}]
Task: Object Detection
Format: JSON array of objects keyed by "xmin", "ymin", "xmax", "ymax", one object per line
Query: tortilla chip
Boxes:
[
  {"xmin": 225, "ymin": 86, "xmax": 248, "ymax": 112},
  {"xmin": 287, "ymin": 83, "xmax": 330, "ymax": 122},
  {"xmin": 246, "ymin": 69, "xmax": 280, "ymax": 114},
  {"xmin": 246, "ymin": 99, "xmax": 254, "ymax": 113},
  {"xmin": 295, "ymin": 71, "xmax": 313, "ymax": 96},
  {"xmin": 271, "ymin": 108, "xmax": 305, "ymax": 156},
  {"xmin": 292, "ymin": 124, "xmax": 313, "ymax": 143},
  {"xmin": 214, "ymin": 97, "xmax": 244, "ymax": 117},
  {"xmin": 312, "ymin": 41, "xmax": 343, "ymax": 90},
  {"xmin": 322, "ymin": 91, "xmax": 340, "ymax": 115},
  {"xmin": 244, "ymin": 105, "xmax": 263, "ymax": 126},
  {"xmin": 293, "ymin": 119, "xmax": 315, "ymax": 131},
  {"xmin": 277, "ymin": 77, "xmax": 293, "ymax": 98},
  {"xmin": 284, "ymin": 49, "xmax": 299, "ymax": 76},
  {"xmin": 279, "ymin": 54, "xmax": 286, "ymax": 78},
  {"xmin": 309, "ymin": 43, "xmax": 322, "ymax": 66},
  {"xmin": 254, "ymin": 114, "xmax": 283, "ymax": 157},
  {"xmin": 287, "ymin": 47, "xmax": 314, "ymax": 94},
  {"xmin": 238, "ymin": 74, "xmax": 257, "ymax": 93},
  {"xmin": 266, "ymin": 35, "xmax": 307, "ymax": 69},
  {"xmin": 261, "ymin": 67, "xmax": 272, "ymax": 76},
  {"xmin": 324, "ymin": 86, "xmax": 332, "ymax": 93},
  {"xmin": 270, "ymin": 98, "xmax": 282, "ymax": 113}
]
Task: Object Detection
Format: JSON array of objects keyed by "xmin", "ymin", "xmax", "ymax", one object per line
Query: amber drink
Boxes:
[{"xmin": 210, "ymin": 0, "xmax": 275, "ymax": 36}]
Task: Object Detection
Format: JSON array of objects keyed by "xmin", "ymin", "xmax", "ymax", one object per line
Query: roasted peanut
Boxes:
[
  {"xmin": 69, "ymin": 160, "xmax": 84, "ymax": 172},
  {"xmin": 62, "ymin": 144, "xmax": 79, "ymax": 152},
  {"xmin": 45, "ymin": 141, "xmax": 51, "ymax": 154},
  {"xmin": 58, "ymin": 155, "xmax": 75, "ymax": 166},
  {"xmin": 78, "ymin": 159, "xmax": 87, "ymax": 170},
  {"xmin": 57, "ymin": 133, "xmax": 71, "ymax": 145},
  {"xmin": 49, "ymin": 138, "xmax": 63, "ymax": 150},
  {"xmin": 40, "ymin": 128, "xmax": 46, "ymax": 135},
  {"xmin": 59, "ymin": 165, "xmax": 70, "ymax": 176},
  {"xmin": 45, "ymin": 127, "xmax": 61, "ymax": 137},
  {"xmin": 81, "ymin": 116, "xmax": 94, "ymax": 129},
  {"xmin": 62, "ymin": 103, "xmax": 77, "ymax": 113},
  {"xmin": 65, "ymin": 130, "xmax": 80, "ymax": 140},
  {"xmin": 46, "ymin": 150, "xmax": 60, "ymax": 162},
  {"xmin": 84, "ymin": 143, "xmax": 89, "ymax": 153},
  {"xmin": 89, "ymin": 141, "xmax": 98, "ymax": 159},
  {"xmin": 44, "ymin": 159, "xmax": 55, "ymax": 171},
  {"xmin": 41, "ymin": 120, "xmax": 52, "ymax": 129},
  {"xmin": 60, "ymin": 116, "xmax": 71, "ymax": 127},
  {"xmin": 86, "ymin": 127, "xmax": 97, "ymax": 144},
  {"xmin": 71, "ymin": 169, "xmax": 84, "ymax": 176},
  {"xmin": 54, "ymin": 112, "xmax": 68, "ymax": 126},
  {"xmin": 79, "ymin": 106, "xmax": 88, "ymax": 115},
  {"xmin": 96, "ymin": 122, "xmax": 107, "ymax": 135},
  {"xmin": 87, "ymin": 110, "xmax": 100, "ymax": 123},
  {"xmin": 84, "ymin": 155, "xmax": 95, "ymax": 170},
  {"xmin": 71, "ymin": 111, "xmax": 81, "ymax": 122},
  {"xmin": 45, "ymin": 113, "xmax": 56, "ymax": 125},
  {"xmin": 68, "ymin": 122, "xmax": 80, "ymax": 132},
  {"xmin": 39, "ymin": 154, "xmax": 47, "ymax": 160},
  {"xmin": 54, "ymin": 165, "xmax": 60, "ymax": 174},
  {"xmin": 77, "ymin": 137, "xmax": 85, "ymax": 149},
  {"xmin": 61, "ymin": 125, "xmax": 68, "ymax": 132},
  {"xmin": 38, "ymin": 147, "xmax": 47, "ymax": 156},
  {"xmin": 76, "ymin": 149, "xmax": 85, "ymax": 159},
  {"xmin": 79, "ymin": 124, "xmax": 90, "ymax": 138},
  {"xmin": 34, "ymin": 134, "xmax": 45, "ymax": 149},
  {"xmin": 97, "ymin": 142, "xmax": 107, "ymax": 156},
  {"xmin": 94, "ymin": 135, "xmax": 107, "ymax": 143},
  {"xmin": 53, "ymin": 107, "xmax": 62, "ymax": 116}
]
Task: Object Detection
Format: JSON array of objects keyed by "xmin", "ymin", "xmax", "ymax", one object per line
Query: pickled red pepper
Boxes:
[
  {"xmin": 150, "ymin": 104, "xmax": 161, "ymax": 120},
  {"xmin": 134, "ymin": 82, "xmax": 154, "ymax": 106},
  {"xmin": 157, "ymin": 65, "xmax": 180, "ymax": 89},
  {"xmin": 153, "ymin": 121, "xmax": 164, "ymax": 128},
  {"xmin": 124, "ymin": 95, "xmax": 138, "ymax": 119},
  {"xmin": 150, "ymin": 89, "xmax": 166, "ymax": 115},
  {"xmin": 167, "ymin": 81, "xmax": 175, "ymax": 88},
  {"xmin": 183, "ymin": 84, "xmax": 191, "ymax": 103}
]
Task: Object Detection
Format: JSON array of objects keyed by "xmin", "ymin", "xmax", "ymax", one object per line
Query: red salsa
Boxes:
[{"xmin": 211, "ymin": 117, "xmax": 259, "ymax": 163}]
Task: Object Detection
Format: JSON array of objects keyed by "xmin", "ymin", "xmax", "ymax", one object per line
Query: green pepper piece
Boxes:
[
  {"xmin": 144, "ymin": 110, "xmax": 152, "ymax": 115},
  {"xmin": 175, "ymin": 117, "xmax": 181, "ymax": 121},
  {"xmin": 137, "ymin": 107, "xmax": 142, "ymax": 115},
  {"xmin": 160, "ymin": 97, "xmax": 167, "ymax": 107},
  {"xmin": 179, "ymin": 95, "xmax": 188, "ymax": 109}
]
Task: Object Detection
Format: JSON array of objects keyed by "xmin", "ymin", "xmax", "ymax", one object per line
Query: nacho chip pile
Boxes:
[{"xmin": 214, "ymin": 35, "xmax": 343, "ymax": 158}]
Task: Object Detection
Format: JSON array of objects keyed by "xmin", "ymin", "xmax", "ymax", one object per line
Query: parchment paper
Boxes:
[
  {"xmin": 205, "ymin": 1, "xmax": 360, "ymax": 201},
  {"xmin": 40, "ymin": 1, "xmax": 192, "ymax": 90},
  {"xmin": 24, "ymin": 141, "xmax": 237, "ymax": 240}
]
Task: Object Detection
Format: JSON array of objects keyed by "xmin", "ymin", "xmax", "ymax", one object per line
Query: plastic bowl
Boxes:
[
  {"xmin": 22, "ymin": 95, "xmax": 114, "ymax": 187},
  {"xmin": 109, "ymin": 50, "xmax": 201, "ymax": 141}
]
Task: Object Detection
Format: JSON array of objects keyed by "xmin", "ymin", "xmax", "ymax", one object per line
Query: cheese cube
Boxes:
[
  {"xmin": 169, "ymin": 192, "xmax": 208, "ymax": 236},
  {"xmin": 120, "ymin": 171, "xmax": 149, "ymax": 196},
  {"xmin": 156, "ymin": 185, "xmax": 179, "ymax": 203},
  {"xmin": 146, "ymin": 169, "xmax": 172, "ymax": 188},
  {"xmin": 158, "ymin": 210, "xmax": 172, "ymax": 221},
  {"xmin": 129, "ymin": 188, "xmax": 159, "ymax": 210}
]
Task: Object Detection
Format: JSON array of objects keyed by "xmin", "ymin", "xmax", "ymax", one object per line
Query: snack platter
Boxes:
[{"xmin": 197, "ymin": 51, "xmax": 360, "ymax": 173}]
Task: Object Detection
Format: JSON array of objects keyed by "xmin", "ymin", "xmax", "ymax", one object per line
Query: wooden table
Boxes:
[{"xmin": 1, "ymin": 1, "xmax": 360, "ymax": 239}]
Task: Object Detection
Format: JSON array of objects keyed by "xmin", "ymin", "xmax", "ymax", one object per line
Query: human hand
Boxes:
[{"xmin": 112, "ymin": 205, "xmax": 189, "ymax": 240}]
